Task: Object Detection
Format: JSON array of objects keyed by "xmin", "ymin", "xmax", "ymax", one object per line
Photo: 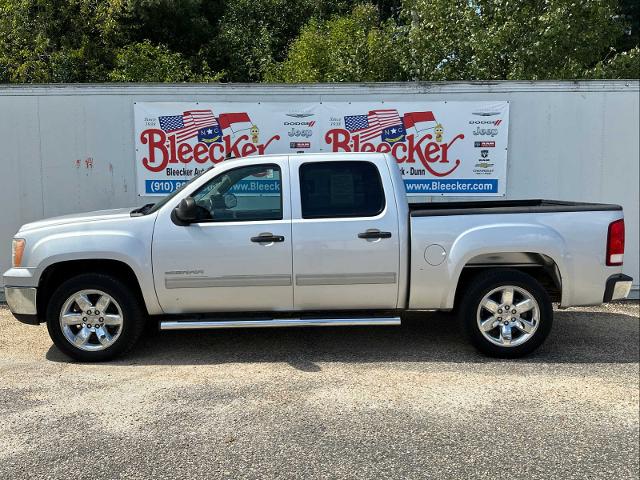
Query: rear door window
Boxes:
[{"xmin": 299, "ymin": 161, "xmax": 385, "ymax": 219}]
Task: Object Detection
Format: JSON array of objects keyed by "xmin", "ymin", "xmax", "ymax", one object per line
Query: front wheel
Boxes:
[
  {"xmin": 458, "ymin": 269, "xmax": 553, "ymax": 358},
  {"xmin": 46, "ymin": 273, "xmax": 145, "ymax": 362}
]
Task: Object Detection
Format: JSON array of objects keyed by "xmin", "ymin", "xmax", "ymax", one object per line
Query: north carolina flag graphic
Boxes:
[
  {"xmin": 402, "ymin": 111, "xmax": 437, "ymax": 133},
  {"xmin": 381, "ymin": 125, "xmax": 406, "ymax": 144},
  {"xmin": 218, "ymin": 112, "xmax": 253, "ymax": 135},
  {"xmin": 198, "ymin": 125, "xmax": 223, "ymax": 143}
]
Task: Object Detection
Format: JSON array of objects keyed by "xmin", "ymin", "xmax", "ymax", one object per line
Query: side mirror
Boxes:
[{"xmin": 173, "ymin": 197, "xmax": 198, "ymax": 225}]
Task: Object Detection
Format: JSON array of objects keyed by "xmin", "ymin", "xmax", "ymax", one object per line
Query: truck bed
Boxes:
[
  {"xmin": 409, "ymin": 199, "xmax": 622, "ymax": 217},
  {"xmin": 407, "ymin": 198, "xmax": 625, "ymax": 309}
]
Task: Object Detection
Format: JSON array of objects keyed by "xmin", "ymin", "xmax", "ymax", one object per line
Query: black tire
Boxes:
[
  {"xmin": 458, "ymin": 269, "xmax": 553, "ymax": 358},
  {"xmin": 46, "ymin": 273, "xmax": 146, "ymax": 362}
]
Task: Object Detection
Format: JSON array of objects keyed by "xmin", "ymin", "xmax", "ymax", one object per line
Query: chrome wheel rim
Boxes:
[
  {"xmin": 476, "ymin": 285, "xmax": 540, "ymax": 347},
  {"xmin": 59, "ymin": 290, "xmax": 123, "ymax": 352}
]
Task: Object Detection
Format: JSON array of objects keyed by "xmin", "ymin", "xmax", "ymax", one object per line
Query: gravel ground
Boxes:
[{"xmin": 0, "ymin": 302, "xmax": 638, "ymax": 480}]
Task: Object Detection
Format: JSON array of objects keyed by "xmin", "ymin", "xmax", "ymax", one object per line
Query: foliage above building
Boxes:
[{"xmin": 0, "ymin": 0, "xmax": 637, "ymax": 83}]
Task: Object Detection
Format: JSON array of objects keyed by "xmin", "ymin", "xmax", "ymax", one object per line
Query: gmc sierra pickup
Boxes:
[{"xmin": 3, "ymin": 153, "xmax": 632, "ymax": 361}]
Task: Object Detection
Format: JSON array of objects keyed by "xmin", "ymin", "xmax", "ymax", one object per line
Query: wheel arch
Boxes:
[
  {"xmin": 443, "ymin": 223, "xmax": 570, "ymax": 309},
  {"xmin": 452, "ymin": 252, "xmax": 563, "ymax": 311},
  {"xmin": 37, "ymin": 259, "xmax": 151, "ymax": 323}
]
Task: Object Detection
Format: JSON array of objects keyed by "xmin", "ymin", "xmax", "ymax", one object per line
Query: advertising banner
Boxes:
[{"xmin": 134, "ymin": 101, "xmax": 509, "ymax": 196}]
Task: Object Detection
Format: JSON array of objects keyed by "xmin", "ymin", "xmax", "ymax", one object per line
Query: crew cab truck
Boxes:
[{"xmin": 3, "ymin": 153, "xmax": 632, "ymax": 361}]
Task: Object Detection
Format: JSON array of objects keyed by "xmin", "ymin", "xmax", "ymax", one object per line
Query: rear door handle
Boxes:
[
  {"xmin": 251, "ymin": 234, "xmax": 285, "ymax": 243},
  {"xmin": 358, "ymin": 230, "xmax": 392, "ymax": 239}
]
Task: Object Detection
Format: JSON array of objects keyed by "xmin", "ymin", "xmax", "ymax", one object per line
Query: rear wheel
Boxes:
[
  {"xmin": 458, "ymin": 269, "xmax": 553, "ymax": 358},
  {"xmin": 46, "ymin": 273, "xmax": 145, "ymax": 362}
]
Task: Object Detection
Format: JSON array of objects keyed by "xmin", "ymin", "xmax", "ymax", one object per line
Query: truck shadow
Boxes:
[{"xmin": 46, "ymin": 308, "xmax": 639, "ymax": 367}]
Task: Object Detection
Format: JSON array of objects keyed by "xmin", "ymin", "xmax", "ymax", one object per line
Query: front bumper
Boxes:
[
  {"xmin": 3, "ymin": 286, "xmax": 39, "ymax": 325},
  {"xmin": 603, "ymin": 274, "xmax": 633, "ymax": 302}
]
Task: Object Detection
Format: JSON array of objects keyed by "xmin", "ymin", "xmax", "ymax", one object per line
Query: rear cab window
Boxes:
[{"xmin": 299, "ymin": 161, "xmax": 385, "ymax": 219}]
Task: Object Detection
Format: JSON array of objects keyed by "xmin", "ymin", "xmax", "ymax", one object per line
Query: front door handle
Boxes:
[
  {"xmin": 251, "ymin": 234, "xmax": 285, "ymax": 243},
  {"xmin": 358, "ymin": 230, "xmax": 392, "ymax": 239}
]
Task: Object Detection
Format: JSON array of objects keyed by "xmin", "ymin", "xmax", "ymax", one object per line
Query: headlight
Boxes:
[{"xmin": 12, "ymin": 238, "xmax": 25, "ymax": 267}]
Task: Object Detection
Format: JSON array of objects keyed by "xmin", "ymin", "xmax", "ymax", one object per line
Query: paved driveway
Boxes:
[{"xmin": 0, "ymin": 303, "xmax": 638, "ymax": 479}]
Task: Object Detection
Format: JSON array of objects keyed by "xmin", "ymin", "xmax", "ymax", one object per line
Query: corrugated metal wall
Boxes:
[{"xmin": 1, "ymin": 81, "xmax": 638, "ymax": 292}]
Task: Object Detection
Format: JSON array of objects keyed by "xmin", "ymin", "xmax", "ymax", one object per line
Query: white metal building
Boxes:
[{"xmin": 0, "ymin": 81, "xmax": 638, "ymax": 294}]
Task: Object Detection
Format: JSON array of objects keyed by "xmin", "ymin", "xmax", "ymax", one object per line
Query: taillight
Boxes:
[{"xmin": 606, "ymin": 219, "xmax": 625, "ymax": 266}]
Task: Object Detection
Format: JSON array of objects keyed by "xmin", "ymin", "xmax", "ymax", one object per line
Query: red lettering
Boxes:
[
  {"xmin": 224, "ymin": 135, "xmax": 247, "ymax": 159},
  {"xmin": 440, "ymin": 133, "xmax": 464, "ymax": 163},
  {"xmin": 177, "ymin": 143, "xmax": 193, "ymax": 163},
  {"xmin": 208, "ymin": 143, "xmax": 224, "ymax": 163},
  {"xmin": 140, "ymin": 129, "xmax": 169, "ymax": 172},
  {"xmin": 241, "ymin": 143, "xmax": 258, "ymax": 156},
  {"xmin": 193, "ymin": 143, "xmax": 208, "ymax": 163},
  {"xmin": 417, "ymin": 134, "xmax": 462, "ymax": 177},
  {"xmin": 323, "ymin": 129, "xmax": 463, "ymax": 178},
  {"xmin": 352, "ymin": 134, "xmax": 360, "ymax": 151},
  {"xmin": 168, "ymin": 134, "xmax": 178, "ymax": 164},
  {"xmin": 406, "ymin": 133, "xmax": 430, "ymax": 164},
  {"xmin": 325, "ymin": 129, "xmax": 352, "ymax": 151},
  {"xmin": 391, "ymin": 142, "xmax": 407, "ymax": 163},
  {"xmin": 424, "ymin": 142, "xmax": 440, "ymax": 163},
  {"xmin": 360, "ymin": 142, "xmax": 375, "ymax": 152},
  {"xmin": 376, "ymin": 143, "xmax": 391, "ymax": 154},
  {"xmin": 256, "ymin": 135, "xmax": 280, "ymax": 154}
]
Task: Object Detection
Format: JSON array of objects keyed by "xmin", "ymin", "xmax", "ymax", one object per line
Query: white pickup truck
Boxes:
[{"xmin": 3, "ymin": 153, "xmax": 632, "ymax": 361}]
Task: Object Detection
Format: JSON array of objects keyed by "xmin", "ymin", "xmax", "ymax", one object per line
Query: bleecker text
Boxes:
[
  {"xmin": 141, "ymin": 129, "xmax": 280, "ymax": 172},
  {"xmin": 324, "ymin": 129, "xmax": 464, "ymax": 177}
]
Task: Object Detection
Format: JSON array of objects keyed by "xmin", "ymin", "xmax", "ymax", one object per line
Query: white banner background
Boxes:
[{"xmin": 134, "ymin": 101, "xmax": 509, "ymax": 196}]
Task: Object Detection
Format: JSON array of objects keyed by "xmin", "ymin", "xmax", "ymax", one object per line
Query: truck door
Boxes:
[
  {"xmin": 152, "ymin": 158, "xmax": 293, "ymax": 313},
  {"xmin": 289, "ymin": 156, "xmax": 400, "ymax": 310}
]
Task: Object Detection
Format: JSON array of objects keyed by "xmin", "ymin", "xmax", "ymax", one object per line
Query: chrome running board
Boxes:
[{"xmin": 159, "ymin": 317, "xmax": 401, "ymax": 331}]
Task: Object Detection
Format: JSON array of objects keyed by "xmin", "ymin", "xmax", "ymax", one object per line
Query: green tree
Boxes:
[
  {"xmin": 587, "ymin": 46, "xmax": 640, "ymax": 78},
  {"xmin": 270, "ymin": 0, "xmax": 636, "ymax": 82},
  {"xmin": 217, "ymin": 0, "xmax": 350, "ymax": 81},
  {"xmin": 616, "ymin": 0, "xmax": 639, "ymax": 53},
  {"xmin": 267, "ymin": 3, "xmax": 404, "ymax": 82},
  {"xmin": 401, "ymin": 0, "xmax": 624, "ymax": 80},
  {"xmin": 0, "ymin": 0, "xmax": 637, "ymax": 83},
  {"xmin": 123, "ymin": 0, "xmax": 224, "ymax": 77},
  {"xmin": 108, "ymin": 40, "xmax": 222, "ymax": 82},
  {"xmin": 0, "ymin": 0, "xmax": 130, "ymax": 82},
  {"xmin": 0, "ymin": 0, "xmax": 224, "ymax": 82}
]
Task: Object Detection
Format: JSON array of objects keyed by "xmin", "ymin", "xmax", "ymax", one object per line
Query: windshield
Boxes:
[{"xmin": 137, "ymin": 167, "xmax": 213, "ymax": 215}]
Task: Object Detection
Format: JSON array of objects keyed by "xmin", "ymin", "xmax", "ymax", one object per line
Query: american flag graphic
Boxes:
[
  {"xmin": 158, "ymin": 110, "xmax": 218, "ymax": 142},
  {"xmin": 344, "ymin": 109, "xmax": 403, "ymax": 142}
]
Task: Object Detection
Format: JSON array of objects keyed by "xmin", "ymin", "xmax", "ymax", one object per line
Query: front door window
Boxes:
[{"xmin": 192, "ymin": 164, "xmax": 282, "ymax": 222}]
